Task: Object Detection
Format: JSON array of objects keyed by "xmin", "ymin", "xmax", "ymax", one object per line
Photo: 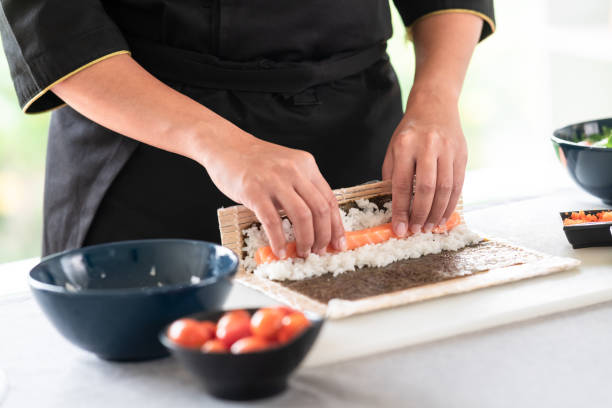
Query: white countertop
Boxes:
[{"xmin": 1, "ymin": 173, "xmax": 611, "ymax": 407}]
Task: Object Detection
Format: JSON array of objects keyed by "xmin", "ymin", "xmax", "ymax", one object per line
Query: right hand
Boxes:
[{"xmin": 199, "ymin": 124, "xmax": 346, "ymax": 259}]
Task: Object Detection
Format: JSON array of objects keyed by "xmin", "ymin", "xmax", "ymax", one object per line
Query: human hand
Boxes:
[
  {"xmin": 382, "ymin": 90, "xmax": 467, "ymax": 236},
  {"xmin": 200, "ymin": 126, "xmax": 346, "ymax": 259}
]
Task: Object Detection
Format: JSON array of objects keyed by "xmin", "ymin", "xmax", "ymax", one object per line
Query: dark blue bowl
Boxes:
[
  {"xmin": 29, "ymin": 239, "xmax": 238, "ymax": 361},
  {"xmin": 552, "ymin": 118, "xmax": 612, "ymax": 205}
]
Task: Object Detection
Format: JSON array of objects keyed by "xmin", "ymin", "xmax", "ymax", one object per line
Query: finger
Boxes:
[
  {"xmin": 382, "ymin": 149, "xmax": 393, "ymax": 181},
  {"xmin": 295, "ymin": 180, "xmax": 332, "ymax": 255},
  {"xmin": 409, "ymin": 155, "xmax": 437, "ymax": 233},
  {"xmin": 442, "ymin": 159, "xmax": 467, "ymax": 222},
  {"xmin": 274, "ymin": 189, "xmax": 314, "ymax": 258},
  {"xmin": 252, "ymin": 200, "xmax": 287, "ymax": 259},
  {"xmin": 311, "ymin": 173, "xmax": 346, "ymax": 251},
  {"xmin": 391, "ymin": 155, "xmax": 416, "ymax": 237},
  {"xmin": 424, "ymin": 155, "xmax": 453, "ymax": 231}
]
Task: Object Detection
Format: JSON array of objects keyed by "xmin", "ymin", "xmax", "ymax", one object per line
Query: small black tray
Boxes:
[{"xmin": 560, "ymin": 210, "xmax": 612, "ymax": 249}]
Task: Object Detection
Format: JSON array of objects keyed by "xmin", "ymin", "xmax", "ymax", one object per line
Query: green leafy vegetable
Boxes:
[{"xmin": 582, "ymin": 125, "xmax": 612, "ymax": 148}]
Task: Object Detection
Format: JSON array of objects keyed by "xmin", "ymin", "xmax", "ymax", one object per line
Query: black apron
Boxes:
[{"xmin": 41, "ymin": 1, "xmax": 404, "ymax": 255}]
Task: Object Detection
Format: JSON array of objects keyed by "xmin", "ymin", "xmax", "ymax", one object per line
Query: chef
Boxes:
[{"xmin": 0, "ymin": 1, "xmax": 494, "ymax": 259}]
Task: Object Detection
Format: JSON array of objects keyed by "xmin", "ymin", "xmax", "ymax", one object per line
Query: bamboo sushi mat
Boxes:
[
  {"xmin": 216, "ymin": 180, "xmax": 580, "ymax": 319},
  {"xmin": 217, "ymin": 180, "xmax": 464, "ymax": 275}
]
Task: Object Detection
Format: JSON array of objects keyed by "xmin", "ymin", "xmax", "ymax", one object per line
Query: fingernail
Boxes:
[
  {"xmin": 339, "ymin": 236, "xmax": 347, "ymax": 250},
  {"xmin": 279, "ymin": 249, "xmax": 287, "ymax": 259},
  {"xmin": 395, "ymin": 222, "xmax": 407, "ymax": 237},
  {"xmin": 439, "ymin": 218, "xmax": 447, "ymax": 227},
  {"xmin": 424, "ymin": 223, "xmax": 434, "ymax": 233},
  {"xmin": 410, "ymin": 224, "xmax": 422, "ymax": 234}
]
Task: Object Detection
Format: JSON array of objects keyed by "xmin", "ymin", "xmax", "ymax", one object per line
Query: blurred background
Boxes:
[{"xmin": 1, "ymin": 0, "xmax": 611, "ymax": 262}]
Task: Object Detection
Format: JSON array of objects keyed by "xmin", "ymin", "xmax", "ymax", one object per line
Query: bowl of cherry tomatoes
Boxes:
[{"xmin": 160, "ymin": 306, "xmax": 324, "ymax": 400}]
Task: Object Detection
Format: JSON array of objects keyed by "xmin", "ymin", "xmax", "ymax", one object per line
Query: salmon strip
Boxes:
[{"xmin": 254, "ymin": 211, "xmax": 462, "ymax": 265}]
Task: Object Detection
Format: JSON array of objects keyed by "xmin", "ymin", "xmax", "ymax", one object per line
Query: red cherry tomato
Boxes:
[
  {"xmin": 199, "ymin": 321, "xmax": 216, "ymax": 338},
  {"xmin": 277, "ymin": 312, "xmax": 311, "ymax": 344},
  {"xmin": 230, "ymin": 336, "xmax": 271, "ymax": 354},
  {"xmin": 201, "ymin": 339, "xmax": 228, "ymax": 353},
  {"xmin": 251, "ymin": 308, "xmax": 284, "ymax": 340},
  {"xmin": 276, "ymin": 306, "xmax": 296, "ymax": 317},
  {"xmin": 167, "ymin": 318, "xmax": 213, "ymax": 348},
  {"xmin": 216, "ymin": 310, "xmax": 252, "ymax": 347}
]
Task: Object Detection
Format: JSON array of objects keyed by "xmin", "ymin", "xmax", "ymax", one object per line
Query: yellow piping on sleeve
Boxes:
[
  {"xmin": 30, "ymin": 103, "xmax": 67, "ymax": 114},
  {"xmin": 405, "ymin": 9, "xmax": 496, "ymax": 42},
  {"xmin": 23, "ymin": 50, "xmax": 131, "ymax": 114}
]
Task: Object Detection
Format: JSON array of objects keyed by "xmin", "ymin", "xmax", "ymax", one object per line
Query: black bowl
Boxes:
[
  {"xmin": 552, "ymin": 118, "xmax": 612, "ymax": 205},
  {"xmin": 160, "ymin": 308, "xmax": 324, "ymax": 401},
  {"xmin": 29, "ymin": 239, "xmax": 238, "ymax": 361},
  {"xmin": 560, "ymin": 210, "xmax": 612, "ymax": 249}
]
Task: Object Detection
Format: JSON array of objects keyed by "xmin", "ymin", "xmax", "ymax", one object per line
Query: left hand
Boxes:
[{"xmin": 382, "ymin": 89, "xmax": 467, "ymax": 236}]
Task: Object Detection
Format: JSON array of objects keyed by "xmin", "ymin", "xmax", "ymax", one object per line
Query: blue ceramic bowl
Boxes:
[
  {"xmin": 552, "ymin": 118, "xmax": 612, "ymax": 205},
  {"xmin": 29, "ymin": 239, "xmax": 238, "ymax": 361}
]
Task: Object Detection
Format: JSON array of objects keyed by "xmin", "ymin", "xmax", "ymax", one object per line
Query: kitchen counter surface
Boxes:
[{"xmin": 1, "ymin": 178, "xmax": 611, "ymax": 408}]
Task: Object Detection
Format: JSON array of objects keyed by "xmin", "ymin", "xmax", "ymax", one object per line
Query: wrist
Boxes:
[
  {"xmin": 408, "ymin": 78, "xmax": 461, "ymax": 107},
  {"xmin": 186, "ymin": 117, "xmax": 257, "ymax": 169},
  {"xmin": 182, "ymin": 117, "xmax": 229, "ymax": 168}
]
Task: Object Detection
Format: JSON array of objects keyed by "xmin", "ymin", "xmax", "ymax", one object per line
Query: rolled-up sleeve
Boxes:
[
  {"xmin": 393, "ymin": 0, "xmax": 495, "ymax": 42},
  {"xmin": 0, "ymin": 0, "xmax": 130, "ymax": 114}
]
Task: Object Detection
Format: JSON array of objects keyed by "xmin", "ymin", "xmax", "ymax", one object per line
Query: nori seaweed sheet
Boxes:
[{"xmin": 279, "ymin": 240, "xmax": 543, "ymax": 303}]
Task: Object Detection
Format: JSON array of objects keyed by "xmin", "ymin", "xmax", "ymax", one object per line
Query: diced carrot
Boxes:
[
  {"xmin": 563, "ymin": 218, "xmax": 586, "ymax": 226},
  {"xmin": 601, "ymin": 211, "xmax": 612, "ymax": 222},
  {"xmin": 563, "ymin": 210, "xmax": 612, "ymax": 226}
]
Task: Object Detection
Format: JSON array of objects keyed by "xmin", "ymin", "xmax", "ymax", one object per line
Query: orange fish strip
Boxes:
[{"xmin": 254, "ymin": 212, "xmax": 462, "ymax": 265}]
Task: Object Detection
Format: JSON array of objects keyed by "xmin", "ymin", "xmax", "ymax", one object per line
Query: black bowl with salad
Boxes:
[{"xmin": 552, "ymin": 118, "xmax": 612, "ymax": 205}]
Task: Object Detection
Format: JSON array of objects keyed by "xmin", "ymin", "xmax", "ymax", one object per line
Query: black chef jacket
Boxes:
[{"xmin": 0, "ymin": 1, "xmax": 494, "ymax": 256}]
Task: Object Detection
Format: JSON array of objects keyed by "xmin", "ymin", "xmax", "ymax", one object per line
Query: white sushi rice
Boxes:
[{"xmin": 242, "ymin": 198, "xmax": 481, "ymax": 281}]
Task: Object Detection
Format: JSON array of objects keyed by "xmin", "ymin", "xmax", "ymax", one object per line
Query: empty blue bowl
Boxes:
[{"xmin": 29, "ymin": 239, "xmax": 238, "ymax": 361}]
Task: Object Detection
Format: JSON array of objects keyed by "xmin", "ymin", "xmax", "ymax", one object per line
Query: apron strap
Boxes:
[{"xmin": 128, "ymin": 37, "xmax": 387, "ymax": 93}]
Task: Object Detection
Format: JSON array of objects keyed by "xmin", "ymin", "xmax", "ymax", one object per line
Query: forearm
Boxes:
[
  {"xmin": 51, "ymin": 53, "xmax": 345, "ymax": 256},
  {"xmin": 51, "ymin": 53, "xmax": 248, "ymax": 167},
  {"xmin": 410, "ymin": 13, "xmax": 483, "ymax": 103},
  {"xmin": 384, "ymin": 12, "xmax": 484, "ymax": 234}
]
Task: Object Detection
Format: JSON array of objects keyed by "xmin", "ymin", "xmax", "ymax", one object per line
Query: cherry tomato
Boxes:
[
  {"xmin": 251, "ymin": 308, "xmax": 284, "ymax": 340},
  {"xmin": 199, "ymin": 321, "xmax": 216, "ymax": 338},
  {"xmin": 167, "ymin": 318, "xmax": 213, "ymax": 348},
  {"xmin": 216, "ymin": 310, "xmax": 252, "ymax": 347},
  {"xmin": 276, "ymin": 306, "xmax": 296, "ymax": 317},
  {"xmin": 230, "ymin": 336, "xmax": 271, "ymax": 354},
  {"xmin": 201, "ymin": 339, "xmax": 228, "ymax": 353},
  {"xmin": 277, "ymin": 312, "xmax": 311, "ymax": 344}
]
